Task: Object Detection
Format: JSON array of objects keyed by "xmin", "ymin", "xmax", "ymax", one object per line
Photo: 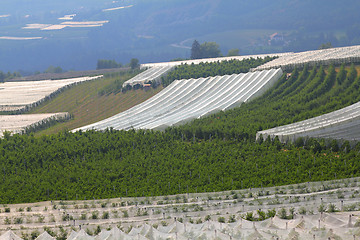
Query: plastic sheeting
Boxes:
[
  {"xmin": 257, "ymin": 100, "xmax": 360, "ymax": 142},
  {"xmin": 74, "ymin": 69, "xmax": 283, "ymax": 132},
  {"xmin": 1, "ymin": 213, "xmax": 359, "ymax": 240}
]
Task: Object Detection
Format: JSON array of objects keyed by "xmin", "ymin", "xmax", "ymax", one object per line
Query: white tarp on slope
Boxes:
[
  {"xmin": 123, "ymin": 65, "xmax": 174, "ymax": 87},
  {"xmin": 74, "ymin": 69, "xmax": 283, "ymax": 132},
  {"xmin": 0, "ymin": 112, "xmax": 70, "ymax": 137},
  {"xmin": 256, "ymin": 100, "xmax": 360, "ymax": 142},
  {"xmin": 254, "ymin": 45, "xmax": 360, "ymax": 71},
  {"xmin": 0, "ymin": 76, "xmax": 102, "ymax": 112}
]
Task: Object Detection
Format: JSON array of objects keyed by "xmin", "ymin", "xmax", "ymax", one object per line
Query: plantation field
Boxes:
[
  {"xmin": 29, "ymin": 73, "xmax": 162, "ymax": 135},
  {"xmin": 2, "ymin": 57, "xmax": 360, "ymax": 239},
  {"xmin": 0, "ymin": 63, "xmax": 355, "ymax": 205}
]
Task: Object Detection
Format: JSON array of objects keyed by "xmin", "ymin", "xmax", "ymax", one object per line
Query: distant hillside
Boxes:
[{"xmin": 1, "ymin": 0, "xmax": 360, "ymax": 71}]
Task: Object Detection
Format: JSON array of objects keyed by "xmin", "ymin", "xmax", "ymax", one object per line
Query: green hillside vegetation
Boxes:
[
  {"xmin": 29, "ymin": 71, "xmax": 162, "ymax": 135},
  {"xmin": 1, "ymin": 64, "xmax": 360, "ymax": 204},
  {"xmin": 161, "ymin": 57, "xmax": 276, "ymax": 86}
]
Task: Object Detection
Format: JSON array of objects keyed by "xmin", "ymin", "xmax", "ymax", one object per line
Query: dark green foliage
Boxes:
[
  {"xmin": 0, "ymin": 70, "xmax": 21, "ymax": 82},
  {"xmin": 279, "ymin": 208, "xmax": 287, "ymax": 219},
  {"xmin": 162, "ymin": 57, "xmax": 275, "ymax": 86},
  {"xmin": 266, "ymin": 209, "xmax": 276, "ymax": 218},
  {"xmin": 0, "ymin": 125, "xmax": 359, "ymax": 204},
  {"xmin": 31, "ymin": 230, "xmax": 40, "ymax": 240},
  {"xmin": 44, "ymin": 227, "xmax": 56, "ymax": 238},
  {"xmin": 130, "ymin": 58, "xmax": 139, "ymax": 70},
  {"xmin": 319, "ymin": 42, "xmax": 333, "ymax": 50},
  {"xmin": 97, "ymin": 59, "xmax": 122, "ymax": 70},
  {"xmin": 199, "ymin": 42, "xmax": 222, "ymax": 58},
  {"xmin": 218, "ymin": 216, "xmax": 226, "ymax": 223},
  {"xmin": 94, "ymin": 226, "xmax": 101, "ymax": 235},
  {"xmin": 44, "ymin": 66, "xmax": 63, "ymax": 74},
  {"xmin": 191, "ymin": 40, "xmax": 221, "ymax": 59},
  {"xmin": 102, "ymin": 211, "xmax": 109, "ymax": 219},
  {"xmin": 191, "ymin": 40, "xmax": 201, "ymax": 60}
]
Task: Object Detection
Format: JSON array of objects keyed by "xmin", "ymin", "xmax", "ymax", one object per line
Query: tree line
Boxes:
[
  {"xmin": 162, "ymin": 57, "xmax": 275, "ymax": 86},
  {"xmin": 97, "ymin": 59, "xmax": 139, "ymax": 70},
  {"xmin": 0, "ymin": 71, "xmax": 21, "ymax": 82},
  {"xmin": 191, "ymin": 40, "xmax": 240, "ymax": 59}
]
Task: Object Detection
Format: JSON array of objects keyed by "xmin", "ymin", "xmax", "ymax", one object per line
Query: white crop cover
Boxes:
[
  {"xmin": 140, "ymin": 53, "xmax": 292, "ymax": 69},
  {"xmin": 257, "ymin": 101, "xmax": 360, "ymax": 142},
  {"xmin": 0, "ymin": 214, "xmax": 358, "ymax": 240},
  {"xmin": 254, "ymin": 45, "xmax": 360, "ymax": 71},
  {"xmin": 123, "ymin": 65, "xmax": 174, "ymax": 87},
  {"xmin": 0, "ymin": 76, "xmax": 102, "ymax": 112},
  {"xmin": 0, "ymin": 112, "xmax": 70, "ymax": 137},
  {"xmin": 74, "ymin": 69, "xmax": 283, "ymax": 132}
]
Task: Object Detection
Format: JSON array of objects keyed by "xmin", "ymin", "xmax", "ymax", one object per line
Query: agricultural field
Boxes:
[
  {"xmin": 29, "ymin": 72, "xmax": 162, "ymax": 135},
  {"xmin": 0, "ymin": 76, "xmax": 101, "ymax": 112},
  {"xmin": 0, "ymin": 113, "xmax": 69, "ymax": 137},
  {"xmin": 75, "ymin": 69, "xmax": 283, "ymax": 132},
  {"xmin": 0, "ymin": 178, "xmax": 359, "ymax": 239},
  {"xmin": 254, "ymin": 45, "xmax": 360, "ymax": 71},
  {"xmin": 257, "ymin": 100, "xmax": 360, "ymax": 142},
  {"xmin": 174, "ymin": 64, "xmax": 360, "ymax": 141},
  {"xmin": 3, "ymin": 47, "xmax": 360, "ymax": 239},
  {"xmin": 140, "ymin": 53, "xmax": 288, "ymax": 69}
]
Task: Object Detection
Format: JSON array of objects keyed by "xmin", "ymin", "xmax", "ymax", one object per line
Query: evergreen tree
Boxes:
[{"xmin": 191, "ymin": 40, "xmax": 201, "ymax": 59}]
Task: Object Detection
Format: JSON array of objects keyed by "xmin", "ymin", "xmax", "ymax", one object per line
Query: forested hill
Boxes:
[{"xmin": 1, "ymin": 64, "xmax": 360, "ymax": 203}]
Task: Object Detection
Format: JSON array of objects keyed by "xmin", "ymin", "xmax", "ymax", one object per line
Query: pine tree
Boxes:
[{"xmin": 191, "ymin": 40, "xmax": 201, "ymax": 59}]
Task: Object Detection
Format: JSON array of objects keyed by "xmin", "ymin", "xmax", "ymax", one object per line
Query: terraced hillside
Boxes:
[{"xmin": 74, "ymin": 69, "xmax": 283, "ymax": 132}]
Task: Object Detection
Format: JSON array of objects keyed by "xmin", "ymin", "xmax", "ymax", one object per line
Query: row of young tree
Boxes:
[
  {"xmin": 0, "ymin": 64, "xmax": 360, "ymax": 204},
  {"xmin": 161, "ymin": 57, "xmax": 275, "ymax": 86}
]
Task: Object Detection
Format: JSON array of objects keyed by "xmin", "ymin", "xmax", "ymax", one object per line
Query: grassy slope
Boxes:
[{"xmin": 29, "ymin": 75, "xmax": 162, "ymax": 135}]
